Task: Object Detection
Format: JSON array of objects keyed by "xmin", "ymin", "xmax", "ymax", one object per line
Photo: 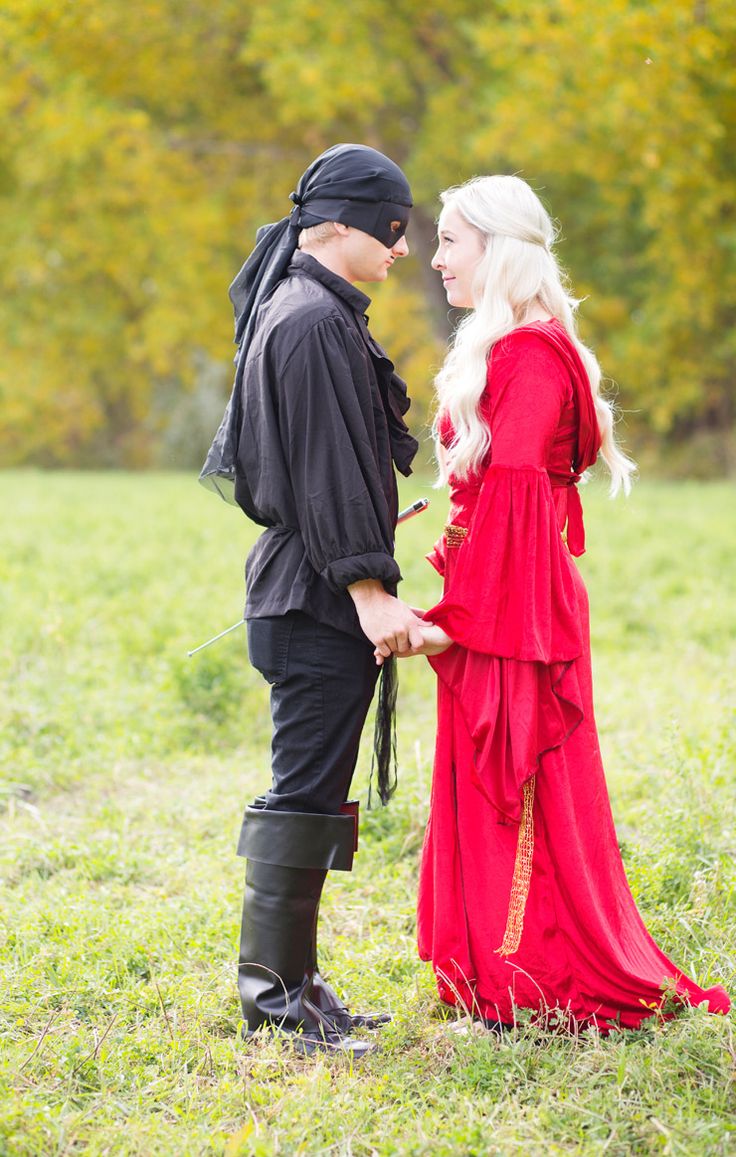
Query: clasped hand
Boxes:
[
  {"xmin": 347, "ymin": 580, "xmax": 453, "ymax": 666},
  {"xmin": 373, "ymin": 617, "xmax": 452, "ymax": 665}
]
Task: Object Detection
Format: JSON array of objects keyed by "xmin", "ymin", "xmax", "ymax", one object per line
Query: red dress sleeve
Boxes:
[{"xmin": 425, "ymin": 330, "xmax": 585, "ymax": 821}]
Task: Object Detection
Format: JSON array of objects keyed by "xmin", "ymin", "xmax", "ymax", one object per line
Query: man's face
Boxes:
[{"xmin": 341, "ymin": 225, "xmax": 409, "ymax": 283}]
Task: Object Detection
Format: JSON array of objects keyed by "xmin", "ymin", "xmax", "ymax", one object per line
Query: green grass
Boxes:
[{"xmin": 1, "ymin": 471, "xmax": 734, "ymax": 1156}]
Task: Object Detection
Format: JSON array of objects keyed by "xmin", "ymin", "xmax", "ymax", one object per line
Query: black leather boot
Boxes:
[
  {"xmin": 237, "ymin": 806, "xmax": 373, "ymax": 1057},
  {"xmin": 307, "ymin": 801, "xmax": 391, "ymax": 1033}
]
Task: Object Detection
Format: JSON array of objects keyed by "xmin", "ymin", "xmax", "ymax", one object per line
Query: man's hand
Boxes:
[{"xmin": 347, "ymin": 579, "xmax": 425, "ymax": 662}]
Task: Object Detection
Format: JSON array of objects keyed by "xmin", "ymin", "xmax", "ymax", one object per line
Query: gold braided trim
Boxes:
[
  {"xmin": 445, "ymin": 523, "xmax": 468, "ymax": 548},
  {"xmin": 495, "ymin": 776, "xmax": 536, "ymax": 956}
]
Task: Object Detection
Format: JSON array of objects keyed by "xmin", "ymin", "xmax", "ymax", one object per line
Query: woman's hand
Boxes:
[
  {"xmin": 406, "ymin": 623, "xmax": 453, "ymax": 656},
  {"xmin": 374, "ymin": 623, "xmax": 453, "ymax": 663}
]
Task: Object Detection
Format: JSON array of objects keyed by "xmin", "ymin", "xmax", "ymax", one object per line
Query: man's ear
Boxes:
[{"xmin": 333, "ymin": 222, "xmax": 351, "ymax": 237}]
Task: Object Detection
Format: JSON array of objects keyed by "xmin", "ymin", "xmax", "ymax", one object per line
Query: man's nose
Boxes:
[{"xmin": 393, "ymin": 235, "xmax": 409, "ymax": 257}]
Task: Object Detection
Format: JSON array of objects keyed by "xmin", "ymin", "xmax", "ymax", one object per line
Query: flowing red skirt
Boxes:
[{"xmin": 417, "ymin": 563, "xmax": 730, "ymax": 1032}]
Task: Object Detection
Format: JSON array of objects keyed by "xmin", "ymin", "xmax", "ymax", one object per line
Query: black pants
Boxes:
[{"xmin": 246, "ymin": 611, "xmax": 379, "ymax": 815}]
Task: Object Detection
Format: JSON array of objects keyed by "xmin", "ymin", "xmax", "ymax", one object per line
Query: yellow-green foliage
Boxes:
[{"xmin": 1, "ymin": 1, "xmax": 734, "ymax": 466}]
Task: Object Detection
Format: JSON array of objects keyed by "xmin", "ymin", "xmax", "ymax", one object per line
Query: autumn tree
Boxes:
[{"xmin": 0, "ymin": 0, "xmax": 733, "ymax": 471}]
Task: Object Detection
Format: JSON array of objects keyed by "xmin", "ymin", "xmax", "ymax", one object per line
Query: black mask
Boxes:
[{"xmin": 290, "ymin": 194, "xmax": 410, "ymax": 248}]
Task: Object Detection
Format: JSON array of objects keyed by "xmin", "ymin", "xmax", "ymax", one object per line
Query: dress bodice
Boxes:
[{"xmin": 439, "ymin": 393, "xmax": 578, "ymax": 537}]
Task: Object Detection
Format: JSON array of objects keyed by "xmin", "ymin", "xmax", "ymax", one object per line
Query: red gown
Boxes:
[{"xmin": 418, "ymin": 320, "xmax": 730, "ymax": 1032}]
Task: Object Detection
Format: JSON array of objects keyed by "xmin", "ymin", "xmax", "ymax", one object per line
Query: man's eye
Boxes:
[{"xmin": 390, "ymin": 221, "xmax": 402, "ymax": 233}]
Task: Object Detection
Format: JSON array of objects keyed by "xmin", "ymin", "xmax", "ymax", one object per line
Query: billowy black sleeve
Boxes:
[{"xmin": 275, "ymin": 316, "xmax": 401, "ymax": 593}]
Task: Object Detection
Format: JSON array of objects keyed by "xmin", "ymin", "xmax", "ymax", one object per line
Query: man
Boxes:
[{"xmin": 200, "ymin": 144, "xmax": 423, "ymax": 1056}]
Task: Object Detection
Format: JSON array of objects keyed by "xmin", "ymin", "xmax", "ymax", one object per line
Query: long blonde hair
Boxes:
[{"xmin": 433, "ymin": 176, "xmax": 635, "ymax": 495}]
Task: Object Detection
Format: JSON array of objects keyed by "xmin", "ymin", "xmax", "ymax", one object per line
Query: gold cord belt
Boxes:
[
  {"xmin": 446, "ymin": 522, "xmax": 568, "ymax": 547},
  {"xmin": 444, "ymin": 523, "xmax": 468, "ymax": 548}
]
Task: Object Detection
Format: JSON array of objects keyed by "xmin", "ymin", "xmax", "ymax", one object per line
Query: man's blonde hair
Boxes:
[{"xmin": 298, "ymin": 221, "xmax": 339, "ymax": 249}]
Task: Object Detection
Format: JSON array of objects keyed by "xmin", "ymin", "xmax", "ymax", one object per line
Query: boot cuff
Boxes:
[{"xmin": 237, "ymin": 807, "xmax": 356, "ymax": 871}]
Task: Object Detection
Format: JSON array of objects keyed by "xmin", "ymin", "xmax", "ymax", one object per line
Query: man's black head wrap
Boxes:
[{"xmin": 199, "ymin": 144, "xmax": 413, "ymax": 503}]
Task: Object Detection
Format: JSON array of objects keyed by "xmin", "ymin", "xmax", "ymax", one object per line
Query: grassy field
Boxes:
[{"xmin": 0, "ymin": 470, "xmax": 734, "ymax": 1157}]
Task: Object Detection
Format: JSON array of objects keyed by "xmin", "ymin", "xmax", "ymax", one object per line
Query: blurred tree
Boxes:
[
  {"xmin": 460, "ymin": 0, "xmax": 736, "ymax": 462},
  {"xmin": 0, "ymin": 0, "xmax": 261, "ymax": 464},
  {"xmin": 0, "ymin": 0, "xmax": 733, "ymax": 470}
]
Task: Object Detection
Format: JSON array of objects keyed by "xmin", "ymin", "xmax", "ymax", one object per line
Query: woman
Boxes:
[{"xmin": 406, "ymin": 176, "xmax": 730, "ymax": 1032}]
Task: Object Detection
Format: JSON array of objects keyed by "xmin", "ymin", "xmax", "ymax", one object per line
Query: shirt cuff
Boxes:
[{"xmin": 322, "ymin": 551, "xmax": 401, "ymax": 593}]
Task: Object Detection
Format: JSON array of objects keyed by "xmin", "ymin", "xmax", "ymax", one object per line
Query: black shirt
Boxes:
[{"xmin": 234, "ymin": 251, "xmax": 418, "ymax": 639}]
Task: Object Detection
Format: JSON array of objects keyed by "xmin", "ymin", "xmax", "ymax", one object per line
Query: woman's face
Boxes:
[{"xmin": 431, "ymin": 205, "xmax": 486, "ymax": 309}]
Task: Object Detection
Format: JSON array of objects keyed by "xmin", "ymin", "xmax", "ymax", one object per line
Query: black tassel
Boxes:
[{"xmin": 369, "ymin": 655, "xmax": 398, "ymax": 807}]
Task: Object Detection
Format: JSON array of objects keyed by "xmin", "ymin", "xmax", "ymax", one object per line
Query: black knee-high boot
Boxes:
[
  {"xmin": 237, "ymin": 806, "xmax": 372, "ymax": 1056},
  {"xmin": 306, "ymin": 801, "xmax": 391, "ymax": 1032}
]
